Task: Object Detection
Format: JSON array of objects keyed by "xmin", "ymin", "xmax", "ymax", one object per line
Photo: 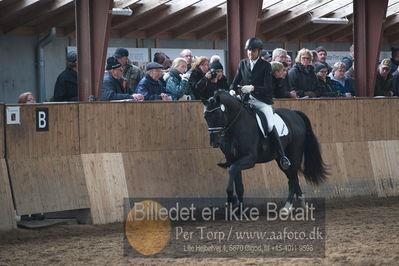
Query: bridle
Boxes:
[{"xmin": 205, "ymin": 103, "xmax": 243, "ymax": 137}]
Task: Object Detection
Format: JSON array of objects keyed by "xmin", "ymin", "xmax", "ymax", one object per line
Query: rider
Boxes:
[{"xmin": 230, "ymin": 37, "xmax": 291, "ymax": 170}]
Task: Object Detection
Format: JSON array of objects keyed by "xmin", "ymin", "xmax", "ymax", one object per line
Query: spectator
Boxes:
[
  {"xmin": 311, "ymin": 50, "xmax": 318, "ymax": 66},
  {"xmin": 330, "ymin": 62, "xmax": 355, "ymax": 97},
  {"xmin": 135, "ymin": 62, "xmax": 171, "ymax": 101},
  {"xmin": 153, "ymin": 52, "xmax": 166, "ymax": 65},
  {"xmin": 162, "ymin": 55, "xmax": 172, "ymax": 70},
  {"xmin": 393, "ymin": 71, "xmax": 399, "ymax": 96},
  {"xmin": 316, "ymin": 46, "xmax": 332, "ymax": 74},
  {"xmin": 374, "ymin": 58, "xmax": 395, "ymax": 96},
  {"xmin": 288, "ymin": 48, "xmax": 320, "ymax": 98},
  {"xmin": 114, "ymin": 48, "xmax": 144, "ymax": 92},
  {"xmin": 180, "ymin": 49, "xmax": 193, "ymax": 72},
  {"xmin": 260, "ymin": 50, "xmax": 271, "ymax": 62},
  {"xmin": 390, "ymin": 47, "xmax": 399, "ymax": 74},
  {"xmin": 272, "ymin": 48, "xmax": 288, "ymax": 62},
  {"xmin": 101, "ymin": 57, "xmax": 144, "ymax": 101},
  {"xmin": 188, "ymin": 56, "xmax": 210, "ymax": 100},
  {"xmin": 271, "ymin": 61, "xmax": 296, "ymax": 98},
  {"xmin": 206, "ymin": 57, "xmax": 229, "ymax": 97},
  {"xmin": 286, "ymin": 54, "xmax": 292, "ymax": 70},
  {"xmin": 18, "ymin": 92, "xmax": 36, "ymax": 104},
  {"xmin": 180, "ymin": 49, "xmax": 193, "ymax": 71},
  {"xmin": 342, "ymin": 44, "xmax": 354, "ymax": 71},
  {"xmin": 53, "ymin": 51, "xmax": 78, "ymax": 101},
  {"xmin": 165, "ymin": 58, "xmax": 194, "ymax": 100},
  {"xmin": 314, "ymin": 63, "xmax": 339, "ymax": 97},
  {"xmin": 345, "ymin": 63, "xmax": 355, "ymax": 82}
]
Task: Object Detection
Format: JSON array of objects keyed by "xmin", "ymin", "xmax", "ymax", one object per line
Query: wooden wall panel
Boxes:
[
  {"xmin": 0, "ymin": 159, "xmax": 15, "ymax": 231},
  {"xmin": 6, "ymin": 104, "xmax": 79, "ymax": 159},
  {"xmin": 123, "ymin": 148, "xmax": 227, "ymax": 198},
  {"xmin": 369, "ymin": 140, "xmax": 399, "ymax": 197},
  {"xmin": 82, "ymin": 153, "xmax": 129, "ymax": 224},
  {"xmin": 8, "ymin": 155, "xmax": 90, "ymax": 215},
  {"xmin": 79, "ymin": 102, "xmax": 209, "ymax": 154}
]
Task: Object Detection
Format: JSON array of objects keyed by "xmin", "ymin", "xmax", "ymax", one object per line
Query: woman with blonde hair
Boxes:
[
  {"xmin": 165, "ymin": 57, "xmax": 194, "ymax": 100},
  {"xmin": 288, "ymin": 48, "xmax": 320, "ymax": 98},
  {"xmin": 188, "ymin": 56, "xmax": 211, "ymax": 100},
  {"xmin": 18, "ymin": 92, "xmax": 36, "ymax": 104}
]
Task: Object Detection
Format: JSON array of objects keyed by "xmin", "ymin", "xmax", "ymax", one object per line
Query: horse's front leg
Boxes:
[{"xmin": 226, "ymin": 155, "xmax": 256, "ymax": 204}]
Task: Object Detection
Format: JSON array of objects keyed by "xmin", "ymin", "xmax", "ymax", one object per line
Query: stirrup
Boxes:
[{"xmin": 280, "ymin": 156, "xmax": 291, "ymax": 170}]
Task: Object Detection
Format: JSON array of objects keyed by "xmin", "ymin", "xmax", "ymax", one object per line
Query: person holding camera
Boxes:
[{"xmin": 188, "ymin": 56, "xmax": 228, "ymax": 100}]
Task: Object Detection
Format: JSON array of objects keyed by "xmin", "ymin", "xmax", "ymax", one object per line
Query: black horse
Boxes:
[{"xmin": 203, "ymin": 90, "xmax": 327, "ymax": 211}]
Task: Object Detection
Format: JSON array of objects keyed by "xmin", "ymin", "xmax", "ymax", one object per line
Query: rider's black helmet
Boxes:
[{"xmin": 244, "ymin": 37, "xmax": 263, "ymax": 50}]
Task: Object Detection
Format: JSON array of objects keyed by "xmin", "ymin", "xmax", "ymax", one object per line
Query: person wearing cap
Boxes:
[
  {"xmin": 114, "ymin": 48, "xmax": 144, "ymax": 92},
  {"xmin": 260, "ymin": 50, "xmax": 271, "ymax": 62},
  {"xmin": 374, "ymin": 58, "xmax": 395, "ymax": 96},
  {"xmin": 314, "ymin": 62, "xmax": 339, "ymax": 98},
  {"xmin": 101, "ymin": 57, "xmax": 144, "ymax": 101},
  {"xmin": 315, "ymin": 46, "xmax": 332, "ymax": 74},
  {"xmin": 135, "ymin": 62, "xmax": 171, "ymax": 101},
  {"xmin": 53, "ymin": 50, "xmax": 78, "ymax": 101},
  {"xmin": 204, "ymin": 56, "xmax": 228, "ymax": 99},
  {"xmin": 230, "ymin": 37, "xmax": 291, "ymax": 170}
]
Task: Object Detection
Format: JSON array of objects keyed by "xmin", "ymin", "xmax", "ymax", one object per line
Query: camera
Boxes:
[{"xmin": 210, "ymin": 68, "xmax": 217, "ymax": 79}]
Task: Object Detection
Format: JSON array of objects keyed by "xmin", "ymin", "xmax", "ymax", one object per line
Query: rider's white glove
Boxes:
[
  {"xmin": 241, "ymin": 85, "xmax": 254, "ymax": 93},
  {"xmin": 229, "ymin": 90, "xmax": 236, "ymax": 96}
]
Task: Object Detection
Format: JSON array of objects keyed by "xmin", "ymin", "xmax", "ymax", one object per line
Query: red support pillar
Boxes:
[
  {"xmin": 353, "ymin": 0, "xmax": 388, "ymax": 97},
  {"xmin": 227, "ymin": 0, "xmax": 263, "ymax": 82},
  {"xmin": 75, "ymin": 0, "xmax": 113, "ymax": 101}
]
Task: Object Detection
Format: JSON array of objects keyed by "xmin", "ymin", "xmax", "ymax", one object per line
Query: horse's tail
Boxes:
[{"xmin": 294, "ymin": 110, "xmax": 328, "ymax": 185}]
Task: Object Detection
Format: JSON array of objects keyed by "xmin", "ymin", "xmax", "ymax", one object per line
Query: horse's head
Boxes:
[{"xmin": 203, "ymin": 94, "xmax": 229, "ymax": 148}]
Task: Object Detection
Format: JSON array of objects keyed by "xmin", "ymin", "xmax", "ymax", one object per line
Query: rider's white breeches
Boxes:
[{"xmin": 248, "ymin": 95, "xmax": 274, "ymax": 132}]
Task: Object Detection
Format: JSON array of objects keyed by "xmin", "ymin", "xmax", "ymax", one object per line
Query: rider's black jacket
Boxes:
[{"xmin": 229, "ymin": 58, "xmax": 274, "ymax": 104}]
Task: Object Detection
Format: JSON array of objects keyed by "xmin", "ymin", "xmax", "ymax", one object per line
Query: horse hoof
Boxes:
[
  {"xmin": 280, "ymin": 202, "xmax": 293, "ymax": 214},
  {"xmin": 298, "ymin": 194, "xmax": 308, "ymax": 209}
]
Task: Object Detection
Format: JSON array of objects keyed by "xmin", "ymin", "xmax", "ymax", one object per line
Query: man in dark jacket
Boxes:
[
  {"xmin": 101, "ymin": 57, "xmax": 144, "ymax": 101},
  {"xmin": 374, "ymin": 58, "xmax": 395, "ymax": 96},
  {"xmin": 135, "ymin": 62, "xmax": 171, "ymax": 101},
  {"xmin": 114, "ymin": 48, "xmax": 144, "ymax": 92},
  {"xmin": 315, "ymin": 46, "xmax": 332, "ymax": 74},
  {"xmin": 53, "ymin": 51, "xmax": 78, "ymax": 101},
  {"xmin": 230, "ymin": 37, "xmax": 291, "ymax": 170}
]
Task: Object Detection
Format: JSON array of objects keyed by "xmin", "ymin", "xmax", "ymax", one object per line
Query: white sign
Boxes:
[
  {"xmin": 6, "ymin": 106, "xmax": 20, "ymax": 125},
  {"xmin": 326, "ymin": 51, "xmax": 392, "ymax": 66}
]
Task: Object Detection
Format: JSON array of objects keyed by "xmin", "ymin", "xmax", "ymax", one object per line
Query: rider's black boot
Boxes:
[{"xmin": 270, "ymin": 126, "xmax": 291, "ymax": 170}]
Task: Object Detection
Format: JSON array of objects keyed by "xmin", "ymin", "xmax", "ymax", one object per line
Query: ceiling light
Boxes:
[
  {"xmin": 311, "ymin": 17, "xmax": 349, "ymax": 24},
  {"xmin": 111, "ymin": 7, "xmax": 133, "ymax": 16}
]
